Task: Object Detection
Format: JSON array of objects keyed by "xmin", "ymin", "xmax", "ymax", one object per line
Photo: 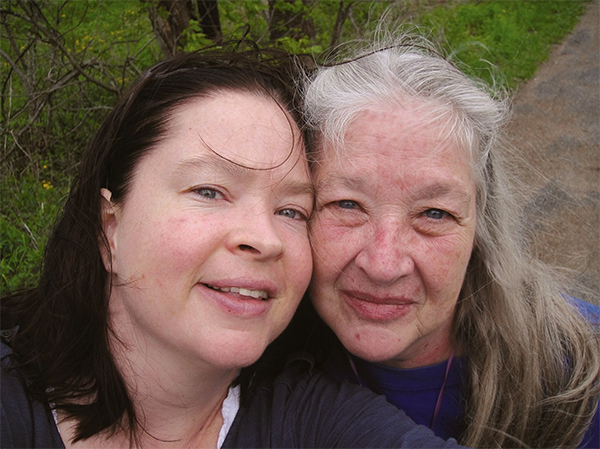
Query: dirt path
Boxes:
[{"xmin": 506, "ymin": 1, "xmax": 599, "ymax": 304}]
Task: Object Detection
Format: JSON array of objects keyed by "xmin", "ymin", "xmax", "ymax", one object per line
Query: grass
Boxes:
[
  {"xmin": 1, "ymin": 172, "xmax": 68, "ymax": 293},
  {"xmin": 0, "ymin": 0, "xmax": 592, "ymax": 293},
  {"xmin": 422, "ymin": 0, "xmax": 588, "ymax": 90}
]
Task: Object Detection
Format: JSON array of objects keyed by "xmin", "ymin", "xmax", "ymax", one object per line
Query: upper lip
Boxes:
[
  {"xmin": 203, "ymin": 280, "xmax": 278, "ymax": 300},
  {"xmin": 341, "ymin": 289, "xmax": 415, "ymax": 306}
]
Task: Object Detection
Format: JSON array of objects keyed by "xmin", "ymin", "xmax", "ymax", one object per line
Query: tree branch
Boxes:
[{"xmin": 16, "ymin": 0, "xmax": 120, "ymax": 95}]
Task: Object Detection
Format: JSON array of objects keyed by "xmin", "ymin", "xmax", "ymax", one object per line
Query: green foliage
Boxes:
[
  {"xmin": 209, "ymin": 0, "xmax": 326, "ymax": 54},
  {"xmin": 2, "ymin": 0, "xmax": 160, "ymax": 294},
  {"xmin": 182, "ymin": 19, "xmax": 215, "ymax": 52},
  {"xmin": 421, "ymin": 1, "xmax": 588, "ymax": 90},
  {"xmin": 2, "ymin": 0, "xmax": 162, "ymax": 177},
  {"xmin": 219, "ymin": 1, "xmax": 271, "ymax": 44},
  {"xmin": 1, "ymin": 171, "xmax": 68, "ymax": 293}
]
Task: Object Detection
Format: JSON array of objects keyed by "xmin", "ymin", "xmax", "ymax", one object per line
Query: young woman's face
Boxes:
[
  {"xmin": 102, "ymin": 91, "xmax": 313, "ymax": 371},
  {"xmin": 310, "ymin": 102, "xmax": 477, "ymax": 369}
]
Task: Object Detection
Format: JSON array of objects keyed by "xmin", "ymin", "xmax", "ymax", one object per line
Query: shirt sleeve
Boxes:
[
  {"xmin": 223, "ymin": 358, "xmax": 464, "ymax": 448},
  {"xmin": 286, "ymin": 365, "xmax": 463, "ymax": 448},
  {"xmin": 1, "ymin": 343, "xmax": 65, "ymax": 449}
]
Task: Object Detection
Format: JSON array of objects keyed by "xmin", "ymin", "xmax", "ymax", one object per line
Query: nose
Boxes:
[
  {"xmin": 354, "ymin": 218, "xmax": 415, "ymax": 285},
  {"xmin": 228, "ymin": 210, "xmax": 284, "ymax": 261}
]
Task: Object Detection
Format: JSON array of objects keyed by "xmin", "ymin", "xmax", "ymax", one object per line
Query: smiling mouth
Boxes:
[
  {"xmin": 205, "ymin": 284, "xmax": 269, "ymax": 300},
  {"xmin": 343, "ymin": 291, "xmax": 415, "ymax": 321}
]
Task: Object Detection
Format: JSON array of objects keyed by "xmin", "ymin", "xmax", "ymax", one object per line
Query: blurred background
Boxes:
[{"xmin": 1, "ymin": 0, "xmax": 597, "ymax": 303}]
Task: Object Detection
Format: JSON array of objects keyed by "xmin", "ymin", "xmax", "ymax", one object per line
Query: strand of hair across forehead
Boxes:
[{"xmin": 319, "ymin": 43, "xmax": 456, "ymax": 71}]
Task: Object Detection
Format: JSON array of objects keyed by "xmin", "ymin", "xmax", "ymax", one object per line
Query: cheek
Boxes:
[
  {"xmin": 125, "ymin": 214, "xmax": 212, "ymax": 277},
  {"xmin": 310, "ymin": 217, "xmax": 358, "ymax": 274},
  {"xmin": 290, "ymin": 237, "xmax": 314, "ymax": 293},
  {"xmin": 422, "ymin": 234, "xmax": 474, "ymax": 298},
  {"xmin": 159, "ymin": 216, "xmax": 205, "ymax": 260},
  {"xmin": 151, "ymin": 217, "xmax": 198, "ymax": 264},
  {"xmin": 310, "ymin": 216, "xmax": 340, "ymax": 246}
]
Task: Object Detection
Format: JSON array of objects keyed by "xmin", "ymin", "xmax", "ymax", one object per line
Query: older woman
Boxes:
[
  {"xmin": 1, "ymin": 48, "xmax": 463, "ymax": 448},
  {"xmin": 298, "ymin": 34, "xmax": 600, "ymax": 448}
]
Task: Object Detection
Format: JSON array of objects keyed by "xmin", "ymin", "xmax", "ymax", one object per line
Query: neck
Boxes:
[
  {"xmin": 61, "ymin": 309, "xmax": 239, "ymax": 449},
  {"xmin": 130, "ymin": 385, "xmax": 230, "ymax": 449},
  {"xmin": 59, "ymin": 345, "xmax": 236, "ymax": 449},
  {"xmin": 385, "ymin": 325, "xmax": 458, "ymax": 370},
  {"xmin": 59, "ymin": 384, "xmax": 230, "ymax": 449},
  {"xmin": 106, "ymin": 333, "xmax": 236, "ymax": 448}
]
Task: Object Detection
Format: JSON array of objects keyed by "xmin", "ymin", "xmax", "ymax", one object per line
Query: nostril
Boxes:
[{"xmin": 239, "ymin": 244, "xmax": 258, "ymax": 252}]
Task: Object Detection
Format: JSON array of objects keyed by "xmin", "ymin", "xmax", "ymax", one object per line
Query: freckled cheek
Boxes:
[
  {"xmin": 309, "ymin": 224, "xmax": 340, "ymax": 299},
  {"xmin": 287, "ymin": 238, "xmax": 313, "ymax": 293},
  {"xmin": 423, "ymin": 236, "xmax": 474, "ymax": 298},
  {"xmin": 148, "ymin": 215, "xmax": 212, "ymax": 271},
  {"xmin": 310, "ymin": 216, "xmax": 343, "ymax": 242},
  {"xmin": 311, "ymin": 222, "xmax": 359, "ymax": 281}
]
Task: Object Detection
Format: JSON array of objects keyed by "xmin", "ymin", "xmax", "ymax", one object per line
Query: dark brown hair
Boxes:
[{"xmin": 1, "ymin": 46, "xmax": 306, "ymax": 442}]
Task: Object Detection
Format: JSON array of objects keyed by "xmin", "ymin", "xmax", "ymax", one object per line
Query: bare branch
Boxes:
[
  {"xmin": 330, "ymin": 1, "xmax": 355, "ymax": 49},
  {"xmin": 16, "ymin": 0, "xmax": 120, "ymax": 95}
]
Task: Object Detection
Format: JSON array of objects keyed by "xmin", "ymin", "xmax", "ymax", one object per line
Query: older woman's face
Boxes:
[
  {"xmin": 310, "ymin": 102, "xmax": 477, "ymax": 369},
  {"xmin": 102, "ymin": 91, "xmax": 313, "ymax": 371}
]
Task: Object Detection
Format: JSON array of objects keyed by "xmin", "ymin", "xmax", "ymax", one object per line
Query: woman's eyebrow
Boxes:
[
  {"xmin": 315, "ymin": 174, "xmax": 365, "ymax": 192},
  {"xmin": 174, "ymin": 153, "xmax": 315, "ymax": 197},
  {"xmin": 410, "ymin": 182, "xmax": 474, "ymax": 207},
  {"xmin": 172, "ymin": 154, "xmax": 251, "ymax": 178},
  {"xmin": 280, "ymin": 180, "xmax": 316, "ymax": 199},
  {"xmin": 316, "ymin": 174, "xmax": 473, "ymax": 206}
]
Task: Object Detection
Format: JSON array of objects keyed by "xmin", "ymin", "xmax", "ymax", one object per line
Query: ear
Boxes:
[{"xmin": 100, "ymin": 188, "xmax": 119, "ymax": 273}]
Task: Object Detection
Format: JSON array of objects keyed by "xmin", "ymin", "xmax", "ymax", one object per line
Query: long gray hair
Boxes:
[{"xmin": 303, "ymin": 33, "xmax": 600, "ymax": 448}]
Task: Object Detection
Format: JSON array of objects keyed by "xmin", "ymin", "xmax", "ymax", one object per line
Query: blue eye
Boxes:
[
  {"xmin": 277, "ymin": 208, "xmax": 307, "ymax": 221},
  {"xmin": 424, "ymin": 209, "xmax": 448, "ymax": 220},
  {"xmin": 336, "ymin": 200, "xmax": 358, "ymax": 209},
  {"xmin": 196, "ymin": 188, "xmax": 219, "ymax": 199}
]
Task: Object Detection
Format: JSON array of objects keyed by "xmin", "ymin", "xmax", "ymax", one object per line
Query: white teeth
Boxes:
[{"xmin": 207, "ymin": 284, "xmax": 268, "ymax": 300}]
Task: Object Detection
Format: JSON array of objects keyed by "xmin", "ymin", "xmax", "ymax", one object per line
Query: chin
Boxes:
[
  {"xmin": 210, "ymin": 336, "xmax": 273, "ymax": 369},
  {"xmin": 208, "ymin": 351, "xmax": 263, "ymax": 370},
  {"xmin": 338, "ymin": 327, "xmax": 406, "ymax": 364},
  {"xmin": 346, "ymin": 344, "xmax": 398, "ymax": 364}
]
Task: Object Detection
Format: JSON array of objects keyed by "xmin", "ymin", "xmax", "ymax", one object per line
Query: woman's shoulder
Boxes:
[
  {"xmin": 566, "ymin": 300, "xmax": 600, "ymax": 448},
  {"xmin": 568, "ymin": 297, "xmax": 600, "ymax": 326},
  {"xmin": 1, "ymin": 340, "xmax": 65, "ymax": 449},
  {"xmin": 223, "ymin": 352, "xmax": 463, "ymax": 448}
]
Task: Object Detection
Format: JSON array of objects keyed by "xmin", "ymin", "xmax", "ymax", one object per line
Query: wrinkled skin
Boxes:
[{"xmin": 310, "ymin": 101, "xmax": 477, "ymax": 369}]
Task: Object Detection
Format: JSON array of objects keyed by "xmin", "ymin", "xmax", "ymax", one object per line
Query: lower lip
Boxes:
[
  {"xmin": 344, "ymin": 293, "xmax": 414, "ymax": 322},
  {"xmin": 201, "ymin": 285, "xmax": 271, "ymax": 318}
]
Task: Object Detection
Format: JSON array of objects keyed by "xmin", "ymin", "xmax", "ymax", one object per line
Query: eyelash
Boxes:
[{"xmin": 321, "ymin": 199, "xmax": 361, "ymax": 211}]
